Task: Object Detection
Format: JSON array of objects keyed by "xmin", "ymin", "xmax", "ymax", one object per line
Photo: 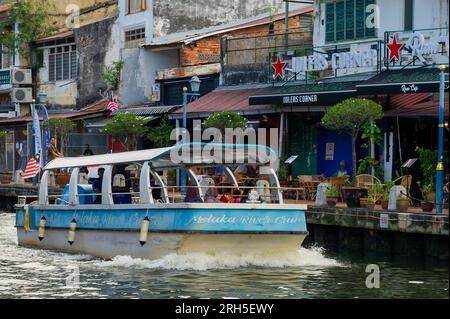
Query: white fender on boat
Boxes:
[
  {"xmin": 139, "ymin": 216, "xmax": 150, "ymax": 246},
  {"xmin": 68, "ymin": 219, "xmax": 77, "ymax": 246},
  {"xmin": 38, "ymin": 216, "xmax": 46, "ymax": 241}
]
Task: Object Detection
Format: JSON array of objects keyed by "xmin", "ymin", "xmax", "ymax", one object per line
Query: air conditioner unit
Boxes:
[
  {"xmin": 12, "ymin": 68, "xmax": 32, "ymax": 85},
  {"xmin": 12, "ymin": 88, "xmax": 33, "ymax": 103}
]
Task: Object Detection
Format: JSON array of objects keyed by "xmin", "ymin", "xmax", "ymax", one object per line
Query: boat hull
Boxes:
[
  {"xmin": 15, "ymin": 203, "xmax": 308, "ymax": 260},
  {"xmin": 17, "ymin": 228, "xmax": 306, "ymax": 260}
]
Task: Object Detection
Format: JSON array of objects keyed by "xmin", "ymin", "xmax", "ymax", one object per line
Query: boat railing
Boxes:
[{"xmin": 40, "ymin": 184, "xmax": 304, "ymax": 206}]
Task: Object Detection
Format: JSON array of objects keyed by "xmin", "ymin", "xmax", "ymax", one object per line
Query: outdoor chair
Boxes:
[{"xmin": 356, "ymin": 174, "xmax": 381, "ymax": 188}]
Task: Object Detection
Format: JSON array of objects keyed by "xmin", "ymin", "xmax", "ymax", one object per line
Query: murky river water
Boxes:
[{"xmin": 0, "ymin": 213, "xmax": 448, "ymax": 299}]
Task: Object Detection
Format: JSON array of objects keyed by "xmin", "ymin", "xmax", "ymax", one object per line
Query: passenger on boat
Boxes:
[
  {"xmin": 241, "ymin": 181, "xmax": 265, "ymax": 204},
  {"xmin": 232, "ymin": 189, "xmax": 243, "ymax": 203},
  {"xmin": 184, "ymin": 187, "xmax": 202, "ymax": 203},
  {"xmin": 93, "ymin": 168, "xmax": 105, "ymax": 204},
  {"xmin": 220, "ymin": 192, "xmax": 233, "ymax": 203},
  {"xmin": 204, "ymin": 188, "xmax": 220, "ymax": 203}
]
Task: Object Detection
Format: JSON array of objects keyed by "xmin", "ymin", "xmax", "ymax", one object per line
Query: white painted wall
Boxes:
[{"xmin": 313, "ymin": 0, "xmax": 449, "ymax": 46}]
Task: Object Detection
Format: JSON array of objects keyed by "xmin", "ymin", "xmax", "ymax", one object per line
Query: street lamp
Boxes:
[
  {"xmin": 436, "ymin": 65, "xmax": 448, "ymax": 214},
  {"xmin": 181, "ymin": 76, "xmax": 202, "ymax": 193}
]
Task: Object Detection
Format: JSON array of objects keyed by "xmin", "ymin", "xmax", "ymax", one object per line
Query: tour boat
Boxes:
[{"xmin": 15, "ymin": 143, "xmax": 308, "ymax": 260}]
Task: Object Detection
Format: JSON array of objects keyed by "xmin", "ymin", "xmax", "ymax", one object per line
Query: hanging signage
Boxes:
[
  {"xmin": 249, "ymin": 90, "xmax": 357, "ymax": 106},
  {"xmin": 325, "ymin": 143, "xmax": 335, "ymax": 161},
  {"xmin": 151, "ymin": 83, "xmax": 161, "ymax": 102},
  {"xmin": 271, "ymin": 40, "xmax": 381, "ymax": 82},
  {"xmin": 386, "ymin": 30, "xmax": 449, "ymax": 67}
]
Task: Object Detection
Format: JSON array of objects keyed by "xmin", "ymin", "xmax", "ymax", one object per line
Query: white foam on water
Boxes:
[
  {"xmin": 408, "ymin": 281, "xmax": 425, "ymax": 284},
  {"xmin": 94, "ymin": 246, "xmax": 343, "ymax": 271}
]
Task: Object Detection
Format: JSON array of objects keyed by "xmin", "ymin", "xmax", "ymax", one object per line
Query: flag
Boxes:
[
  {"xmin": 40, "ymin": 105, "xmax": 50, "ymax": 167},
  {"xmin": 107, "ymin": 98, "xmax": 119, "ymax": 113},
  {"xmin": 23, "ymin": 156, "xmax": 40, "ymax": 179},
  {"xmin": 31, "ymin": 104, "xmax": 42, "ymax": 159}
]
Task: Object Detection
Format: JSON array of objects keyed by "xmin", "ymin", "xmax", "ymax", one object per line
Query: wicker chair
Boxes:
[{"xmin": 355, "ymin": 174, "xmax": 381, "ymax": 188}]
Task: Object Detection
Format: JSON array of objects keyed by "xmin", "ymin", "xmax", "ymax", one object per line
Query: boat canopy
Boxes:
[{"xmin": 44, "ymin": 143, "xmax": 278, "ymax": 170}]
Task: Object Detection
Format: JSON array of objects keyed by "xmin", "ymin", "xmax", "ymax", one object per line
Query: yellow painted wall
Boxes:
[{"xmin": 45, "ymin": 0, "xmax": 118, "ymax": 32}]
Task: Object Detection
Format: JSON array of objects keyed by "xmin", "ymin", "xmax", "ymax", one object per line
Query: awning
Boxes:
[
  {"xmin": 357, "ymin": 68, "xmax": 449, "ymax": 95},
  {"xmin": 385, "ymin": 99, "xmax": 449, "ymax": 117},
  {"xmin": 171, "ymin": 87, "xmax": 273, "ymax": 119},
  {"xmin": 249, "ymin": 82, "xmax": 358, "ymax": 107},
  {"xmin": 44, "ymin": 143, "xmax": 277, "ymax": 170}
]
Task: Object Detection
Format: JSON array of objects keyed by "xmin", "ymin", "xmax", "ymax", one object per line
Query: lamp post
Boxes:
[
  {"xmin": 436, "ymin": 65, "xmax": 447, "ymax": 214},
  {"xmin": 180, "ymin": 76, "xmax": 202, "ymax": 193}
]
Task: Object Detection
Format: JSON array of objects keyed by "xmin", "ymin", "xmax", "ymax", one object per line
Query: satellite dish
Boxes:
[{"xmin": 95, "ymin": 81, "xmax": 108, "ymax": 92}]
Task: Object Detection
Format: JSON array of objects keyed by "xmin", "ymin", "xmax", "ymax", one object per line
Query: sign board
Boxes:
[
  {"xmin": 380, "ymin": 213, "xmax": 389, "ymax": 229},
  {"xmin": 325, "ymin": 143, "xmax": 335, "ymax": 161},
  {"xmin": 402, "ymin": 158, "xmax": 418, "ymax": 168},
  {"xmin": 285, "ymin": 155, "xmax": 299, "ymax": 164},
  {"xmin": 151, "ymin": 83, "xmax": 161, "ymax": 102},
  {"xmin": 385, "ymin": 29, "xmax": 449, "ymax": 67}
]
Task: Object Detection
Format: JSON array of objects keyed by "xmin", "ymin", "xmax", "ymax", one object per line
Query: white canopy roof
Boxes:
[{"xmin": 44, "ymin": 143, "xmax": 277, "ymax": 170}]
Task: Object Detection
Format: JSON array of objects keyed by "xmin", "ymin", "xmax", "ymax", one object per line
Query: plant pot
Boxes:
[
  {"xmin": 327, "ymin": 197, "xmax": 338, "ymax": 207},
  {"xmin": 342, "ymin": 187, "xmax": 368, "ymax": 208},
  {"xmin": 359, "ymin": 197, "xmax": 368, "ymax": 208},
  {"xmin": 424, "ymin": 192, "xmax": 436, "ymax": 203},
  {"xmin": 421, "ymin": 201, "xmax": 434, "ymax": 212},
  {"xmin": 366, "ymin": 203, "xmax": 376, "ymax": 209},
  {"xmin": 381, "ymin": 200, "xmax": 389, "ymax": 210},
  {"xmin": 396, "ymin": 199, "xmax": 410, "ymax": 213}
]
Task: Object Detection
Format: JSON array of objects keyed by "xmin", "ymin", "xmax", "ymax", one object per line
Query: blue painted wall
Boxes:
[{"xmin": 317, "ymin": 127, "xmax": 353, "ymax": 177}]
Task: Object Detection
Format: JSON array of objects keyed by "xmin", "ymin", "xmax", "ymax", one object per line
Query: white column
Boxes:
[
  {"xmin": 140, "ymin": 162, "xmax": 155, "ymax": 204},
  {"xmin": 39, "ymin": 170, "xmax": 49, "ymax": 205},
  {"xmin": 102, "ymin": 165, "xmax": 114, "ymax": 205},
  {"xmin": 69, "ymin": 168, "xmax": 80, "ymax": 206}
]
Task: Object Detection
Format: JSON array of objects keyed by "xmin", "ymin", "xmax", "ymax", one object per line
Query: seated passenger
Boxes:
[
  {"xmin": 185, "ymin": 187, "xmax": 203, "ymax": 203},
  {"xmin": 204, "ymin": 188, "xmax": 220, "ymax": 203},
  {"xmin": 232, "ymin": 189, "xmax": 243, "ymax": 203}
]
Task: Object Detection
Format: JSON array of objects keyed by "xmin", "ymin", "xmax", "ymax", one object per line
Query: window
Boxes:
[
  {"xmin": 126, "ymin": 0, "xmax": 146, "ymax": 14},
  {"xmin": 125, "ymin": 27, "xmax": 146, "ymax": 42},
  {"xmin": 404, "ymin": 0, "xmax": 414, "ymax": 30},
  {"xmin": 48, "ymin": 45, "xmax": 77, "ymax": 82},
  {"xmin": 325, "ymin": 0, "xmax": 376, "ymax": 43}
]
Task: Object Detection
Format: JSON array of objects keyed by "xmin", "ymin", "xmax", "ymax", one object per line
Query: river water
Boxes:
[{"xmin": 0, "ymin": 213, "xmax": 448, "ymax": 299}]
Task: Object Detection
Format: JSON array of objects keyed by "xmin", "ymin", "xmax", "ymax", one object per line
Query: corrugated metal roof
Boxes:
[
  {"xmin": 385, "ymin": 99, "xmax": 449, "ymax": 117},
  {"xmin": 146, "ymin": 6, "xmax": 313, "ymax": 47},
  {"xmin": 116, "ymin": 105, "xmax": 181, "ymax": 116},
  {"xmin": 35, "ymin": 30, "xmax": 75, "ymax": 43},
  {"xmin": 173, "ymin": 88, "xmax": 272, "ymax": 115}
]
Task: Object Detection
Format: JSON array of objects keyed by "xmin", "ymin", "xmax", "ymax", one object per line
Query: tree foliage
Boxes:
[
  {"xmin": 204, "ymin": 112, "xmax": 248, "ymax": 133},
  {"xmin": 104, "ymin": 114, "xmax": 148, "ymax": 150},
  {"xmin": 415, "ymin": 147, "xmax": 438, "ymax": 190},
  {"xmin": 42, "ymin": 118, "xmax": 76, "ymax": 155},
  {"xmin": 0, "ymin": 0, "xmax": 56, "ymax": 60},
  {"xmin": 147, "ymin": 116, "xmax": 175, "ymax": 148},
  {"xmin": 321, "ymin": 98, "xmax": 383, "ymax": 177},
  {"xmin": 103, "ymin": 60, "xmax": 125, "ymax": 91}
]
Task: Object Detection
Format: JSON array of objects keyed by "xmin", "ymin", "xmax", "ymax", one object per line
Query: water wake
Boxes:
[{"xmin": 94, "ymin": 247, "xmax": 343, "ymax": 271}]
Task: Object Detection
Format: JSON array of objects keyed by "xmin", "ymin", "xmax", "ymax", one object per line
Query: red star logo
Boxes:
[
  {"xmin": 272, "ymin": 56, "xmax": 287, "ymax": 80},
  {"xmin": 387, "ymin": 33, "xmax": 404, "ymax": 63}
]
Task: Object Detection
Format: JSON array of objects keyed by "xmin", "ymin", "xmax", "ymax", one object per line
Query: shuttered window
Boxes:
[
  {"xmin": 48, "ymin": 45, "xmax": 77, "ymax": 82},
  {"xmin": 325, "ymin": 0, "xmax": 377, "ymax": 43},
  {"xmin": 126, "ymin": 0, "xmax": 146, "ymax": 14}
]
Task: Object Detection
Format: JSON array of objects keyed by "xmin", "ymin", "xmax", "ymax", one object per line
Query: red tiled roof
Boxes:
[
  {"xmin": 0, "ymin": 101, "xmax": 108, "ymax": 126},
  {"xmin": 35, "ymin": 30, "xmax": 75, "ymax": 43},
  {"xmin": 174, "ymin": 88, "xmax": 272, "ymax": 115}
]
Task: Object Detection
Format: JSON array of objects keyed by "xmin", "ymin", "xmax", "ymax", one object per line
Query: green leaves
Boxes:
[
  {"xmin": 104, "ymin": 113, "xmax": 149, "ymax": 139},
  {"xmin": 147, "ymin": 116, "xmax": 175, "ymax": 148},
  {"xmin": 321, "ymin": 98, "xmax": 384, "ymax": 133},
  {"xmin": 42, "ymin": 118, "xmax": 76, "ymax": 138},
  {"xmin": 103, "ymin": 60, "xmax": 125, "ymax": 91},
  {"xmin": 415, "ymin": 146, "xmax": 438, "ymax": 189},
  {"xmin": 204, "ymin": 112, "xmax": 248, "ymax": 132}
]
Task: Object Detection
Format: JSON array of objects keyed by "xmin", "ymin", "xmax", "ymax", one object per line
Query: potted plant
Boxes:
[
  {"xmin": 326, "ymin": 185, "xmax": 339, "ymax": 207},
  {"xmin": 396, "ymin": 193, "xmax": 410, "ymax": 213},
  {"xmin": 417, "ymin": 181, "xmax": 434, "ymax": 212},
  {"xmin": 367, "ymin": 184, "xmax": 383, "ymax": 210},
  {"xmin": 415, "ymin": 147, "xmax": 438, "ymax": 203},
  {"xmin": 381, "ymin": 181, "xmax": 394, "ymax": 210},
  {"xmin": 341, "ymin": 180, "xmax": 368, "ymax": 208}
]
